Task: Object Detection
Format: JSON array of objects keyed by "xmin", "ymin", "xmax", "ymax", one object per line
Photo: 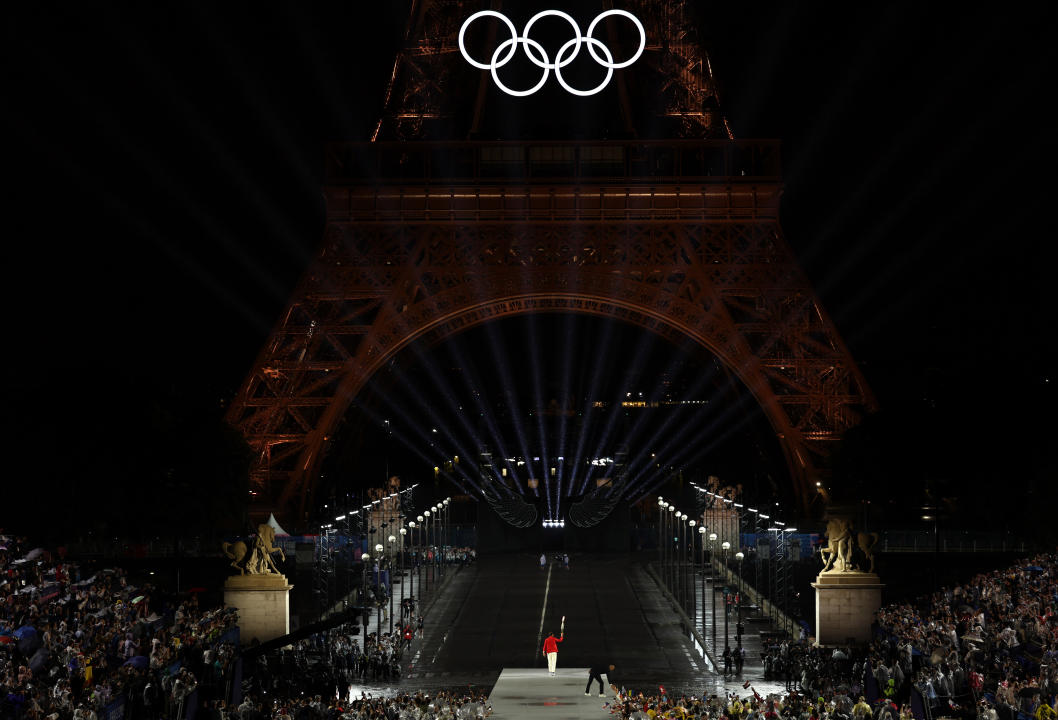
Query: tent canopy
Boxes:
[{"xmin": 266, "ymin": 514, "xmax": 289, "ymax": 537}]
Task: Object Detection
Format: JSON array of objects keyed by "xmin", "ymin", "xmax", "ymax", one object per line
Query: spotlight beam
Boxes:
[
  {"xmin": 525, "ymin": 313, "xmax": 553, "ymax": 520},
  {"xmin": 370, "ymin": 352, "xmax": 492, "ymax": 496},
  {"xmin": 605, "ymin": 354, "xmax": 733, "ymax": 499},
  {"xmin": 439, "ymin": 326, "xmax": 530, "ymax": 495},
  {"xmin": 481, "ymin": 318, "xmax": 539, "ymax": 496},
  {"xmin": 569, "ymin": 317, "xmax": 619, "ymax": 492},
  {"xmin": 575, "ymin": 322, "xmax": 669, "ymax": 495},
  {"xmin": 619, "ymin": 381, "xmax": 761, "ymax": 501}
]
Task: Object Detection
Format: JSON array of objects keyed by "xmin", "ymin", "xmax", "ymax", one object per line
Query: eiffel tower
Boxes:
[{"xmin": 225, "ymin": 0, "xmax": 876, "ymax": 527}]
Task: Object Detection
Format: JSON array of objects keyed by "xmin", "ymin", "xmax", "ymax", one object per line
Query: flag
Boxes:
[{"xmin": 743, "ymin": 681, "xmax": 751, "ymax": 689}]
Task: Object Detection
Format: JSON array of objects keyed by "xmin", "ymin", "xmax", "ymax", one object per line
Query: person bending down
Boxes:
[{"xmin": 585, "ymin": 664, "xmax": 614, "ymax": 697}]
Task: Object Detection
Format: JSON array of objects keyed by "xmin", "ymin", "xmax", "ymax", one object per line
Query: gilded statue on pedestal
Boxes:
[
  {"xmin": 222, "ymin": 524, "xmax": 286, "ymax": 575},
  {"xmin": 818, "ymin": 510, "xmax": 879, "ymax": 576}
]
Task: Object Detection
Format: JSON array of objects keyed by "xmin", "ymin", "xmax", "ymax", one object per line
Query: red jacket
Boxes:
[{"xmin": 543, "ymin": 635, "xmax": 563, "ymax": 653}]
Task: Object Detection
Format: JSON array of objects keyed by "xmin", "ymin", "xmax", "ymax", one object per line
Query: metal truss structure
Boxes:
[
  {"xmin": 373, "ymin": 0, "xmax": 731, "ymax": 141},
  {"xmin": 226, "ymin": 1, "xmax": 875, "ymax": 527}
]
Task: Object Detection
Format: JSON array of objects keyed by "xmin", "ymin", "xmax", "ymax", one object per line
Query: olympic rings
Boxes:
[{"xmin": 458, "ymin": 9, "xmax": 646, "ymax": 97}]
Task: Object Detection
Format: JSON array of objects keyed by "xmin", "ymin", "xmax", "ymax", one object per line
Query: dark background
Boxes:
[{"xmin": 4, "ymin": 2, "xmax": 1056, "ymax": 538}]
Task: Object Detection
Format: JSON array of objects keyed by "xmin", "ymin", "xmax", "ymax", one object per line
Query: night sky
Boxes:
[{"xmin": 5, "ymin": 2, "xmax": 1056, "ymax": 531}]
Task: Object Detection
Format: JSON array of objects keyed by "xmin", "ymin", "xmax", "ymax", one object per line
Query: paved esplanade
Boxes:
[
  {"xmin": 400, "ymin": 554, "xmax": 708, "ymax": 703},
  {"xmin": 338, "ymin": 552, "xmax": 793, "ymax": 710}
]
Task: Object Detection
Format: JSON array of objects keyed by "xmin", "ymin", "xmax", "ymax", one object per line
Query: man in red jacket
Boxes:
[{"xmin": 542, "ymin": 631, "xmax": 564, "ymax": 675}]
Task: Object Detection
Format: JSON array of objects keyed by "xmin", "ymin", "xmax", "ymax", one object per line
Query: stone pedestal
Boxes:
[
  {"xmin": 223, "ymin": 574, "xmax": 293, "ymax": 644},
  {"xmin": 812, "ymin": 572, "xmax": 883, "ymax": 646}
]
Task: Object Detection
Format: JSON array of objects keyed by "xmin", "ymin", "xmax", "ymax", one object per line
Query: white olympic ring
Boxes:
[{"xmin": 458, "ymin": 9, "xmax": 646, "ymax": 97}]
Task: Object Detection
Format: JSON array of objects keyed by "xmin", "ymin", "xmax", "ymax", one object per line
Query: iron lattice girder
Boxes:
[
  {"xmin": 227, "ymin": 153, "xmax": 875, "ymax": 523},
  {"xmin": 375, "ymin": 0, "xmax": 730, "ymax": 140}
]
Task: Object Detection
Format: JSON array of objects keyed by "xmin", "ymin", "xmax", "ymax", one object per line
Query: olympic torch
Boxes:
[{"xmin": 560, "ymin": 615, "xmax": 565, "ymax": 637}]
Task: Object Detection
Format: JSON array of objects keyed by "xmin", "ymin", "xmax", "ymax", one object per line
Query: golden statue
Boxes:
[
  {"xmin": 222, "ymin": 524, "xmax": 286, "ymax": 575},
  {"xmin": 819, "ymin": 517, "xmax": 854, "ymax": 573}
]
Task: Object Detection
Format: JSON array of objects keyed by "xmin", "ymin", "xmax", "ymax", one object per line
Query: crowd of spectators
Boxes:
[
  {"xmin": 406, "ymin": 548, "xmax": 475, "ymax": 568},
  {"xmin": 1, "ymin": 534, "xmax": 238, "ymax": 720},
  {"xmin": 605, "ymin": 687, "xmax": 905, "ymax": 720},
  {"xmin": 246, "ymin": 623, "xmax": 411, "ymax": 701},
  {"xmin": 604, "ymin": 552, "xmax": 1058, "ymax": 720},
  {"xmin": 230, "ymin": 688, "xmax": 491, "ymax": 720},
  {"xmin": 749, "ymin": 554, "xmax": 1058, "ymax": 720},
  {"xmin": 872, "ymin": 552, "xmax": 1058, "ymax": 720},
  {"xmin": 7, "ymin": 529, "xmax": 1055, "ymax": 720}
]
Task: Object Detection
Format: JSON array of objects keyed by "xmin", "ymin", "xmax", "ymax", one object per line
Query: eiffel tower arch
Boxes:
[{"xmin": 226, "ymin": 1, "xmax": 876, "ymax": 526}]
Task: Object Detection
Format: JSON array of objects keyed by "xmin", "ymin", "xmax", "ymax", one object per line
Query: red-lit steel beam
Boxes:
[{"xmin": 226, "ymin": 150, "xmax": 876, "ymax": 526}]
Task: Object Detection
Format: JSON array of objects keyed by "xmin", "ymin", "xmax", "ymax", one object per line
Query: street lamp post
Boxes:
[
  {"xmin": 709, "ymin": 532, "xmax": 718, "ymax": 652},
  {"xmin": 436, "ymin": 503, "xmax": 442, "ymax": 577},
  {"xmin": 387, "ymin": 535, "xmax": 397, "ymax": 633},
  {"xmin": 361, "ymin": 552, "xmax": 370, "ymax": 619},
  {"xmin": 374, "ymin": 542, "xmax": 384, "ymax": 633},
  {"xmin": 735, "ymin": 550, "xmax": 745, "ymax": 653},
  {"xmin": 444, "ymin": 498, "xmax": 451, "ymax": 576},
  {"xmin": 680, "ymin": 514, "xmax": 689, "ymax": 614},
  {"xmin": 399, "ymin": 526, "xmax": 407, "ymax": 628},
  {"xmin": 674, "ymin": 512, "xmax": 682, "ymax": 609},
  {"xmin": 658, "ymin": 500, "xmax": 667, "ymax": 589},
  {"xmin": 674, "ymin": 511, "xmax": 682, "ymax": 606},
  {"xmin": 668, "ymin": 505, "xmax": 676, "ymax": 594},
  {"xmin": 434, "ymin": 504, "xmax": 441, "ymax": 577},
  {"xmin": 688, "ymin": 519, "xmax": 697, "ymax": 621},
  {"xmin": 431, "ymin": 505, "xmax": 439, "ymax": 581},
  {"xmin": 416, "ymin": 514, "xmax": 425, "ymax": 600},
  {"xmin": 408, "ymin": 521, "xmax": 417, "ymax": 614},
  {"xmin": 423, "ymin": 510, "xmax": 432, "ymax": 594},
  {"xmin": 721, "ymin": 540, "xmax": 731, "ymax": 655},
  {"xmin": 657, "ymin": 497, "xmax": 665, "ymax": 572},
  {"xmin": 698, "ymin": 525, "xmax": 707, "ymax": 642}
]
